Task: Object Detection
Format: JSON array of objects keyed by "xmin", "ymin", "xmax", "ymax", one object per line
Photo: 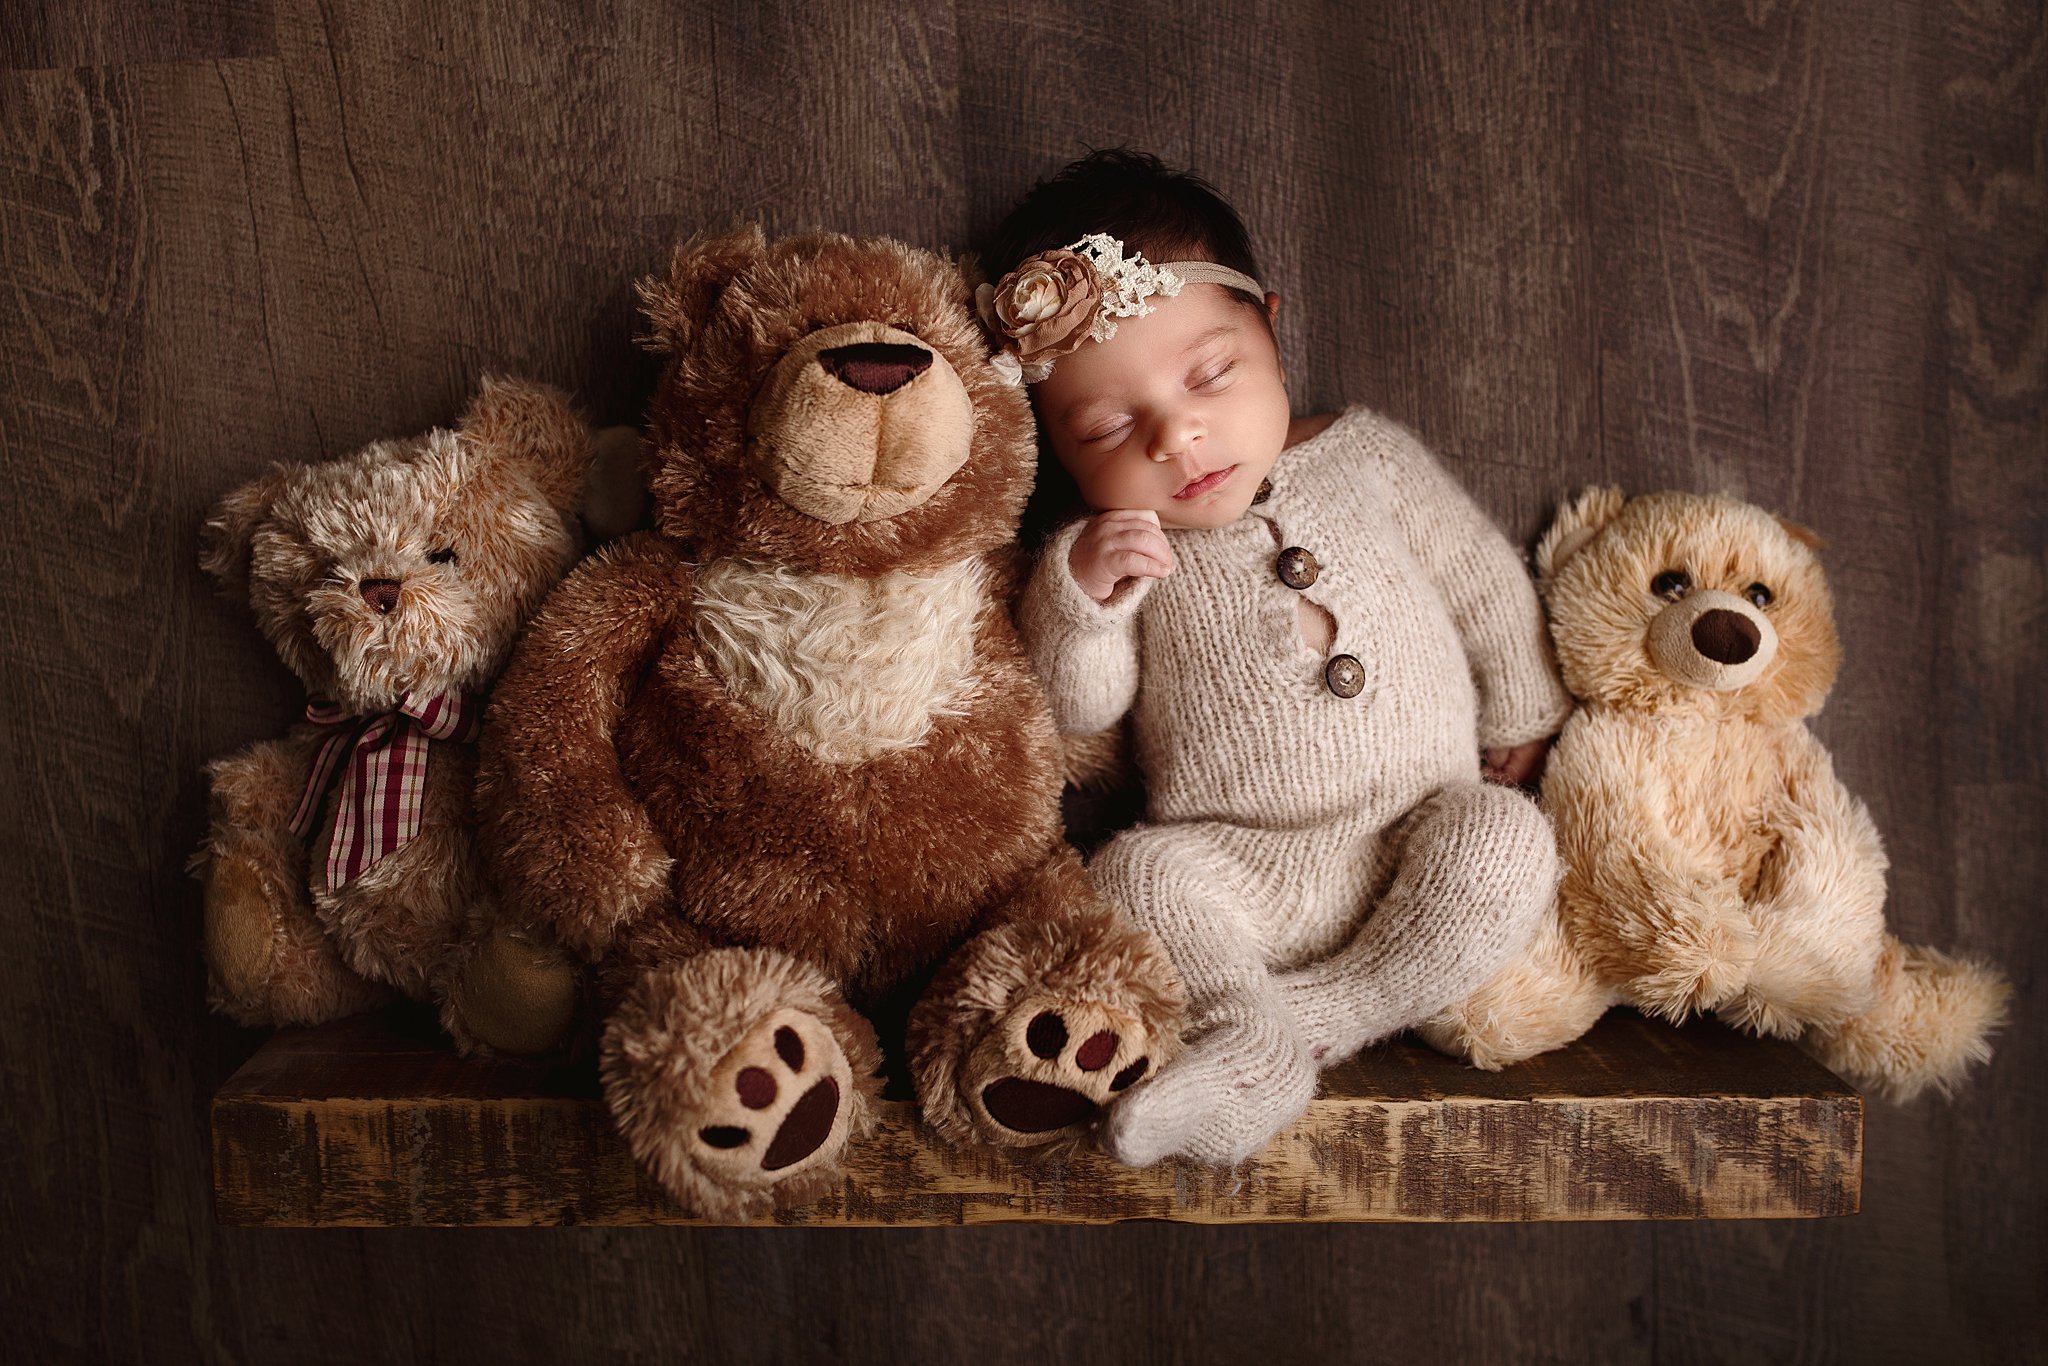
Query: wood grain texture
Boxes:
[
  {"xmin": 2, "ymin": 0, "xmax": 2041, "ymax": 1361},
  {"xmin": 1, "ymin": 0, "xmax": 274, "ymax": 72},
  {"xmin": 209, "ymin": 1007, "xmax": 1860, "ymax": 1227}
]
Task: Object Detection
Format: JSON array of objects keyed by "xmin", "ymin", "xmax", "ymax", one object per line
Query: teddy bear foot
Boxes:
[
  {"xmin": 906, "ymin": 903, "xmax": 1186, "ymax": 1151},
  {"xmin": 600, "ymin": 948, "xmax": 882, "ymax": 1220},
  {"xmin": 963, "ymin": 995, "xmax": 1159, "ymax": 1144},
  {"xmin": 1804, "ymin": 939, "xmax": 2010, "ymax": 1102},
  {"xmin": 689, "ymin": 1008, "xmax": 854, "ymax": 1178},
  {"xmin": 442, "ymin": 923, "xmax": 579, "ymax": 1056},
  {"xmin": 202, "ymin": 853, "xmax": 391, "ymax": 1027}
]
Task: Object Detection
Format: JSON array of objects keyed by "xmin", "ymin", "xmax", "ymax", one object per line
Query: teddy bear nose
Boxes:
[
  {"xmin": 1692, "ymin": 608, "xmax": 1760, "ymax": 665},
  {"xmin": 817, "ymin": 342, "xmax": 932, "ymax": 395},
  {"xmin": 358, "ymin": 578, "xmax": 402, "ymax": 615}
]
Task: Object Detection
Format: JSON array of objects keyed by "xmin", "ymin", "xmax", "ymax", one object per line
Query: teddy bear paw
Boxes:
[
  {"xmin": 959, "ymin": 996, "xmax": 1157, "ymax": 1146},
  {"xmin": 689, "ymin": 1008, "xmax": 855, "ymax": 1183},
  {"xmin": 607, "ymin": 1005, "xmax": 862, "ymax": 1219},
  {"xmin": 1627, "ymin": 911, "xmax": 1759, "ymax": 1023}
]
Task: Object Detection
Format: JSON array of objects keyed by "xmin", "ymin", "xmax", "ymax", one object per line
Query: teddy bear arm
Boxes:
[
  {"xmin": 477, "ymin": 540, "xmax": 684, "ymax": 959},
  {"xmin": 196, "ymin": 731, "xmax": 393, "ymax": 1026},
  {"xmin": 1724, "ymin": 731, "xmax": 1892, "ymax": 1034},
  {"xmin": 1547, "ymin": 727, "xmax": 1756, "ymax": 1017},
  {"xmin": 1561, "ymin": 839, "xmax": 1759, "ymax": 1022}
]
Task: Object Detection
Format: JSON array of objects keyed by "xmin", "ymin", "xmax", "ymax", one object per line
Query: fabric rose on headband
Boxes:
[
  {"xmin": 973, "ymin": 233, "xmax": 1266, "ymax": 386},
  {"xmin": 987, "ymin": 249, "xmax": 1101, "ymax": 370},
  {"xmin": 974, "ymin": 252, "xmax": 1102, "ymax": 386}
]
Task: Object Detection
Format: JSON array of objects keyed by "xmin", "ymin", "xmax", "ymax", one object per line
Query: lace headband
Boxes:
[{"xmin": 973, "ymin": 233, "xmax": 1267, "ymax": 385}]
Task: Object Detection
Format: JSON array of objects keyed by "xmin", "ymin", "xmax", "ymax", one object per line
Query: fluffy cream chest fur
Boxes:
[{"xmin": 691, "ymin": 556, "xmax": 988, "ymax": 765}]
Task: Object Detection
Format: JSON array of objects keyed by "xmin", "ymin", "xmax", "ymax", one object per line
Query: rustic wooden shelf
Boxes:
[{"xmin": 210, "ymin": 1006, "xmax": 1861, "ymax": 1226}]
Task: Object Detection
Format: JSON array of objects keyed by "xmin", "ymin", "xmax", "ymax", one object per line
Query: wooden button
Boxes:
[
  {"xmin": 1251, "ymin": 478, "xmax": 1273, "ymax": 505},
  {"xmin": 1324, "ymin": 654, "xmax": 1366, "ymax": 698},
  {"xmin": 1276, "ymin": 546, "xmax": 1319, "ymax": 589}
]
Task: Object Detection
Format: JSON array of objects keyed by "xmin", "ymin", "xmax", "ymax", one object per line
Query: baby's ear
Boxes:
[
  {"xmin": 1536, "ymin": 485, "xmax": 1626, "ymax": 584},
  {"xmin": 459, "ymin": 375, "xmax": 592, "ymax": 518},
  {"xmin": 637, "ymin": 223, "xmax": 768, "ymax": 355},
  {"xmin": 199, "ymin": 466, "xmax": 290, "ymax": 594}
]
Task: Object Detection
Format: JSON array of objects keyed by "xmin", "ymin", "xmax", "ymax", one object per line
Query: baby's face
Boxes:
[{"xmin": 1032, "ymin": 282, "xmax": 1291, "ymax": 529}]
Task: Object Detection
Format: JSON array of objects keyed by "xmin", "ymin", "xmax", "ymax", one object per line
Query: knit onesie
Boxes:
[{"xmin": 1019, "ymin": 406, "xmax": 1573, "ymax": 1166}]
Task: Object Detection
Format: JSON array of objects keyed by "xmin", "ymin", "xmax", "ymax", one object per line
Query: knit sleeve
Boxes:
[
  {"xmin": 1366, "ymin": 419, "xmax": 1573, "ymax": 748},
  {"xmin": 1016, "ymin": 518, "xmax": 1151, "ymax": 735}
]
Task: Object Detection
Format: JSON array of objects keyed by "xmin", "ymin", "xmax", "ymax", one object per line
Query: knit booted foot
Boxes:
[
  {"xmin": 601, "ymin": 948, "xmax": 883, "ymax": 1220},
  {"xmin": 1095, "ymin": 1005, "xmax": 1316, "ymax": 1169},
  {"xmin": 1804, "ymin": 939, "xmax": 2010, "ymax": 1102}
]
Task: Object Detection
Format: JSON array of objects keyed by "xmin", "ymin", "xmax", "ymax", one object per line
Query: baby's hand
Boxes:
[
  {"xmin": 1482, "ymin": 737, "xmax": 1553, "ymax": 789},
  {"xmin": 1069, "ymin": 508, "xmax": 1176, "ymax": 603}
]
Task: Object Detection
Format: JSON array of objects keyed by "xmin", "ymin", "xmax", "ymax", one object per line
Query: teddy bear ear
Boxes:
[
  {"xmin": 1776, "ymin": 516, "xmax": 1827, "ymax": 550},
  {"xmin": 458, "ymin": 375, "xmax": 594, "ymax": 519},
  {"xmin": 198, "ymin": 465, "xmax": 291, "ymax": 593},
  {"xmin": 636, "ymin": 224, "xmax": 769, "ymax": 354},
  {"xmin": 1535, "ymin": 485, "xmax": 1627, "ymax": 583}
]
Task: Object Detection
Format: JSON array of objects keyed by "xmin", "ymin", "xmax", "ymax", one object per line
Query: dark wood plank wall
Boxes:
[{"xmin": 1, "ymin": 1, "xmax": 2039, "ymax": 1361}]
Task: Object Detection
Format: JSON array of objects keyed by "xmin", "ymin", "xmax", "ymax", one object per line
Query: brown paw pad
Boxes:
[
  {"xmin": 691, "ymin": 1008, "xmax": 852, "ymax": 1181},
  {"xmin": 981, "ymin": 1077, "xmax": 1099, "ymax": 1133},
  {"xmin": 969, "ymin": 1002, "xmax": 1155, "ymax": 1141},
  {"xmin": 763, "ymin": 1078, "xmax": 840, "ymax": 1170}
]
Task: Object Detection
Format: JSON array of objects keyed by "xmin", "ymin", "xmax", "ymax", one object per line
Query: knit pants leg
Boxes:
[
  {"xmin": 1087, "ymin": 822, "xmax": 1318, "ymax": 1168},
  {"xmin": 1278, "ymin": 782, "xmax": 1559, "ymax": 1060}
]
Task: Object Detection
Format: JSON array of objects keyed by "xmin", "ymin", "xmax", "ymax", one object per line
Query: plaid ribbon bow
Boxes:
[{"xmin": 289, "ymin": 688, "xmax": 483, "ymax": 891}]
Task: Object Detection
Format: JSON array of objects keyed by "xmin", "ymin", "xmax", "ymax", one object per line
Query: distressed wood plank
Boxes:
[{"xmin": 211, "ymin": 1007, "xmax": 1860, "ymax": 1227}]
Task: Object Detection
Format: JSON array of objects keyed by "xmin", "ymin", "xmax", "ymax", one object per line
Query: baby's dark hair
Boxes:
[{"xmin": 981, "ymin": 148, "xmax": 1267, "ymax": 315}]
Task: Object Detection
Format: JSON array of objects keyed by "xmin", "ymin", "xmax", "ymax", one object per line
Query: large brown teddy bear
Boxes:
[
  {"xmin": 195, "ymin": 378, "xmax": 589, "ymax": 1053},
  {"xmin": 476, "ymin": 227, "xmax": 1186, "ymax": 1219},
  {"xmin": 1423, "ymin": 490, "xmax": 2009, "ymax": 1100}
]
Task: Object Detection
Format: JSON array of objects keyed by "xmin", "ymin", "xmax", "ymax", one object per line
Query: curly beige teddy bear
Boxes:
[{"xmin": 194, "ymin": 377, "xmax": 597, "ymax": 1053}]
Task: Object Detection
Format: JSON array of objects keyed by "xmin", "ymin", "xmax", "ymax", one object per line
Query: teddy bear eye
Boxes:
[
  {"xmin": 1651, "ymin": 569, "xmax": 1692, "ymax": 601},
  {"xmin": 1744, "ymin": 581, "xmax": 1773, "ymax": 608},
  {"xmin": 889, "ymin": 321, "xmax": 919, "ymax": 337},
  {"xmin": 427, "ymin": 547, "xmax": 457, "ymax": 565}
]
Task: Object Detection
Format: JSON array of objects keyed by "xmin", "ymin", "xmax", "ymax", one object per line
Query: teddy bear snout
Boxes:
[
  {"xmin": 817, "ymin": 341, "xmax": 932, "ymax": 395},
  {"xmin": 1646, "ymin": 589, "xmax": 1777, "ymax": 692},
  {"xmin": 1692, "ymin": 608, "xmax": 1760, "ymax": 665},
  {"xmin": 745, "ymin": 321, "xmax": 977, "ymax": 526},
  {"xmin": 358, "ymin": 577, "xmax": 402, "ymax": 615}
]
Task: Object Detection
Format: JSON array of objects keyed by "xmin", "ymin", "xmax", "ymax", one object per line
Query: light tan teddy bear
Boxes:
[
  {"xmin": 1423, "ymin": 489, "xmax": 2009, "ymax": 1101},
  {"xmin": 194, "ymin": 377, "xmax": 597, "ymax": 1053}
]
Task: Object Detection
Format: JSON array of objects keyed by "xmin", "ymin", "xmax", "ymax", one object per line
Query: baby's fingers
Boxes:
[
  {"xmin": 1103, "ymin": 546, "xmax": 1173, "ymax": 582},
  {"xmin": 1102, "ymin": 527, "xmax": 1176, "ymax": 576}
]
